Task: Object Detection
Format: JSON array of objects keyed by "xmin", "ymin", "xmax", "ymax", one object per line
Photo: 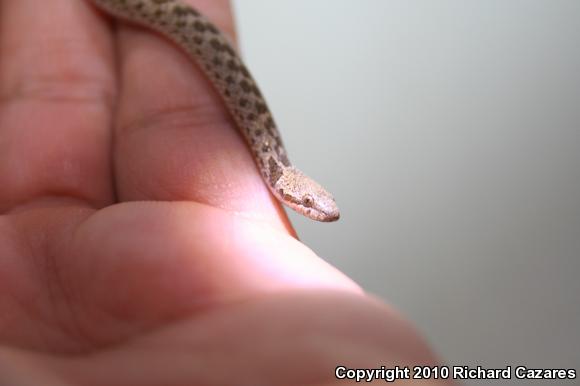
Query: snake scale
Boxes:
[{"xmin": 89, "ymin": 0, "xmax": 340, "ymax": 222}]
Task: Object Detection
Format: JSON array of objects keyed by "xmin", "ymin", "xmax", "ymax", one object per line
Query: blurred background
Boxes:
[{"xmin": 233, "ymin": 1, "xmax": 579, "ymax": 383}]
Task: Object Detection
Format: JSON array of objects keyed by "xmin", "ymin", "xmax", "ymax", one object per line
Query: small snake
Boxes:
[{"xmin": 89, "ymin": 0, "xmax": 340, "ymax": 222}]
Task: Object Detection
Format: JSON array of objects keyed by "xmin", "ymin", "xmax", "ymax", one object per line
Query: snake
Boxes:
[{"xmin": 89, "ymin": 0, "xmax": 340, "ymax": 222}]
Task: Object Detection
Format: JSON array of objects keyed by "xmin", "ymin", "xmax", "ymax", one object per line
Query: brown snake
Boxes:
[{"xmin": 89, "ymin": 0, "xmax": 340, "ymax": 222}]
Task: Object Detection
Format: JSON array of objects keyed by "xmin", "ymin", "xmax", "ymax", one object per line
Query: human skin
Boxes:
[{"xmin": 0, "ymin": 0, "xmax": 453, "ymax": 384}]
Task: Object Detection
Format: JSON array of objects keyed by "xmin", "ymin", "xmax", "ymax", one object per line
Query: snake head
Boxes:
[{"xmin": 274, "ymin": 167, "xmax": 340, "ymax": 222}]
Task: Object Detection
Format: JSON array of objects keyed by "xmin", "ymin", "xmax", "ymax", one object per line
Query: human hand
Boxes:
[{"xmin": 0, "ymin": 0, "xmax": 449, "ymax": 384}]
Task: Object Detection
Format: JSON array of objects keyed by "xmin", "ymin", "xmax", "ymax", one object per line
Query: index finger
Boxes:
[{"xmin": 104, "ymin": 0, "xmax": 293, "ymax": 232}]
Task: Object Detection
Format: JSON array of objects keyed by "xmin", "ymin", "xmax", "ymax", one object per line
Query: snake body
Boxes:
[{"xmin": 90, "ymin": 0, "xmax": 339, "ymax": 222}]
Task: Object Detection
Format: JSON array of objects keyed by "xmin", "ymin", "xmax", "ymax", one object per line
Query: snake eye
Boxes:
[{"xmin": 303, "ymin": 195, "xmax": 314, "ymax": 207}]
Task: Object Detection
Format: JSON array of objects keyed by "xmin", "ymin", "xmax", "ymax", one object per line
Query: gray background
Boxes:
[{"xmin": 233, "ymin": 1, "xmax": 579, "ymax": 383}]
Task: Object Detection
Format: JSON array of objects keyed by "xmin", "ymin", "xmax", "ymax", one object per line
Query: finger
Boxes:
[
  {"xmin": 54, "ymin": 202, "xmax": 358, "ymax": 343},
  {"xmin": 0, "ymin": 0, "xmax": 116, "ymax": 213},
  {"xmin": 111, "ymin": 0, "xmax": 291, "ymax": 230},
  {"xmin": 1, "ymin": 201, "xmax": 353, "ymax": 349},
  {"xmin": 32, "ymin": 293, "xmax": 443, "ymax": 385}
]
